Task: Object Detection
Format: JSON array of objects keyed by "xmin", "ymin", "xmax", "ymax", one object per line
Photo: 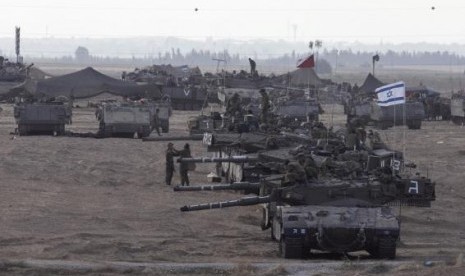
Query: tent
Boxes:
[
  {"xmin": 359, "ymin": 73, "xmax": 384, "ymax": 94},
  {"xmin": 13, "ymin": 67, "xmax": 161, "ymax": 99},
  {"xmin": 279, "ymin": 68, "xmax": 323, "ymax": 87}
]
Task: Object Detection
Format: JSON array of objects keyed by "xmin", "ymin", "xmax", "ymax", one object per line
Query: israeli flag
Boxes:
[{"xmin": 376, "ymin": 81, "xmax": 406, "ymax": 106}]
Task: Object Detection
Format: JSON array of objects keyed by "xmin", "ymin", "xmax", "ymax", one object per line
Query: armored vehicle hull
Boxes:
[
  {"xmin": 98, "ymin": 104, "xmax": 152, "ymax": 137},
  {"xmin": 274, "ymin": 99, "xmax": 320, "ymax": 122},
  {"xmin": 451, "ymin": 97, "xmax": 465, "ymax": 125},
  {"xmin": 14, "ymin": 102, "xmax": 72, "ymax": 136},
  {"xmin": 370, "ymin": 101, "xmax": 424, "ymax": 130},
  {"xmin": 97, "ymin": 102, "xmax": 170, "ymax": 137},
  {"xmin": 274, "ymin": 205, "xmax": 399, "ymax": 259},
  {"xmin": 147, "ymin": 102, "xmax": 171, "ymax": 133}
]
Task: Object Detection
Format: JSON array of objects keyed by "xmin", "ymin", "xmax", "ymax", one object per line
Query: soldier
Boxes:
[
  {"xmin": 304, "ymin": 155, "xmax": 319, "ymax": 180},
  {"xmin": 226, "ymin": 93, "xmax": 241, "ymax": 117},
  {"xmin": 165, "ymin": 143, "xmax": 179, "ymax": 185},
  {"xmin": 248, "ymin": 58, "xmax": 256, "ymax": 76},
  {"xmin": 179, "ymin": 143, "xmax": 191, "ymax": 186},
  {"xmin": 284, "ymin": 161, "xmax": 307, "ymax": 187},
  {"xmin": 153, "ymin": 108, "xmax": 161, "ymax": 136}
]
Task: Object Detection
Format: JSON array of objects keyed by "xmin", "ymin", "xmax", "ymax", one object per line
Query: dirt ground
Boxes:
[{"xmin": 0, "ymin": 102, "xmax": 464, "ymax": 275}]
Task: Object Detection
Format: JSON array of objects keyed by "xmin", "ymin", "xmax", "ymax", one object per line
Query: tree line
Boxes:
[{"xmin": 17, "ymin": 46, "xmax": 465, "ymax": 75}]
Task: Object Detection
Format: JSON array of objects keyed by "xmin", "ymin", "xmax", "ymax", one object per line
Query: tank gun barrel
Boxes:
[
  {"xmin": 142, "ymin": 134, "xmax": 203, "ymax": 142},
  {"xmin": 174, "ymin": 182, "xmax": 260, "ymax": 192},
  {"xmin": 180, "ymin": 195, "xmax": 271, "ymax": 212},
  {"xmin": 177, "ymin": 156, "xmax": 258, "ymax": 163}
]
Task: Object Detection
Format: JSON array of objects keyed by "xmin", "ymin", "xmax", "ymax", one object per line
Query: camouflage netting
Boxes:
[{"xmin": 11, "ymin": 67, "xmax": 161, "ymax": 100}]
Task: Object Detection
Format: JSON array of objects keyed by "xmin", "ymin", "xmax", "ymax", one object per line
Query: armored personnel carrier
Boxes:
[
  {"xmin": 273, "ymin": 98, "xmax": 321, "ymax": 122},
  {"xmin": 451, "ymin": 94, "xmax": 465, "ymax": 125},
  {"xmin": 370, "ymin": 101, "xmax": 425, "ymax": 129},
  {"xmin": 96, "ymin": 101, "xmax": 170, "ymax": 137},
  {"xmin": 179, "ymin": 174, "xmax": 435, "ymax": 259},
  {"xmin": 347, "ymin": 100, "xmax": 425, "ymax": 130},
  {"xmin": 14, "ymin": 101, "xmax": 72, "ymax": 135}
]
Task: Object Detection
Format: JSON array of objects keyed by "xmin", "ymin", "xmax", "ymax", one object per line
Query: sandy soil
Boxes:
[{"xmin": 0, "ymin": 103, "xmax": 464, "ymax": 275}]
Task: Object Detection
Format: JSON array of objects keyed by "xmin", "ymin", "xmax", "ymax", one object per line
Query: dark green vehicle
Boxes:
[
  {"xmin": 177, "ymin": 174, "xmax": 435, "ymax": 259},
  {"xmin": 14, "ymin": 102, "xmax": 72, "ymax": 136}
]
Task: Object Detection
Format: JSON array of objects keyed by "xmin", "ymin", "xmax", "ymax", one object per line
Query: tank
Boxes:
[
  {"xmin": 187, "ymin": 112, "xmax": 223, "ymax": 134},
  {"xmin": 13, "ymin": 102, "xmax": 72, "ymax": 136},
  {"xmin": 0, "ymin": 57, "xmax": 27, "ymax": 82},
  {"xmin": 179, "ymin": 175, "xmax": 435, "ymax": 259},
  {"xmin": 369, "ymin": 101, "xmax": 425, "ymax": 130}
]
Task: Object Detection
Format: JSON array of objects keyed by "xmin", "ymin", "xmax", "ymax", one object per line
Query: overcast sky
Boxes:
[{"xmin": 1, "ymin": 0, "xmax": 464, "ymax": 44}]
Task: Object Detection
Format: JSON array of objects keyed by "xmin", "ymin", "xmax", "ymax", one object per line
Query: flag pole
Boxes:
[{"xmin": 402, "ymin": 99, "xmax": 406, "ymax": 164}]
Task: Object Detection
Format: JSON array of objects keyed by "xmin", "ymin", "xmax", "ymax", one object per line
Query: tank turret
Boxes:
[{"xmin": 178, "ymin": 175, "xmax": 435, "ymax": 259}]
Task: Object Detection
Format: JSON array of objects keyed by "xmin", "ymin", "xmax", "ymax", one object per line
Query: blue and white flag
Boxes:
[{"xmin": 375, "ymin": 81, "xmax": 406, "ymax": 106}]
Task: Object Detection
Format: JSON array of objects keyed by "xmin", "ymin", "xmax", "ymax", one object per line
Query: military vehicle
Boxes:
[
  {"xmin": 14, "ymin": 101, "xmax": 72, "ymax": 135},
  {"xmin": 273, "ymin": 98, "xmax": 321, "ymax": 122},
  {"xmin": 187, "ymin": 112, "xmax": 223, "ymax": 134},
  {"xmin": 175, "ymin": 123, "xmax": 437, "ymax": 259},
  {"xmin": 179, "ymin": 174, "xmax": 435, "ymax": 259},
  {"xmin": 346, "ymin": 99, "xmax": 425, "ymax": 130},
  {"xmin": 0, "ymin": 57, "xmax": 28, "ymax": 82},
  {"xmin": 96, "ymin": 101, "xmax": 170, "ymax": 138},
  {"xmin": 450, "ymin": 94, "xmax": 465, "ymax": 125},
  {"xmin": 148, "ymin": 101, "xmax": 171, "ymax": 133},
  {"xmin": 369, "ymin": 101, "xmax": 425, "ymax": 130}
]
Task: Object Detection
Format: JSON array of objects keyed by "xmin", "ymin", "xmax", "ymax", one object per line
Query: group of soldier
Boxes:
[{"xmin": 165, "ymin": 142, "xmax": 192, "ymax": 186}]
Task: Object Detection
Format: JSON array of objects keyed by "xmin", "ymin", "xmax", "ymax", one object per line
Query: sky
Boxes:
[{"xmin": 0, "ymin": 0, "xmax": 464, "ymax": 44}]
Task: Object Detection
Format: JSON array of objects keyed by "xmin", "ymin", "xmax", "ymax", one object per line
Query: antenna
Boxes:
[
  {"xmin": 212, "ymin": 58, "xmax": 226, "ymax": 74},
  {"xmin": 15, "ymin": 26, "xmax": 21, "ymax": 64}
]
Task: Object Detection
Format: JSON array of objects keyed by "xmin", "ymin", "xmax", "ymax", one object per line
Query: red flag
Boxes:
[{"xmin": 297, "ymin": 54, "xmax": 315, "ymax": 68}]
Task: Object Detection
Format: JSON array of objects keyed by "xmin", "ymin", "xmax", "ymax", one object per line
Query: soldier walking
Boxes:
[
  {"xmin": 153, "ymin": 108, "xmax": 162, "ymax": 136},
  {"xmin": 165, "ymin": 142, "xmax": 179, "ymax": 185},
  {"xmin": 179, "ymin": 143, "xmax": 191, "ymax": 186}
]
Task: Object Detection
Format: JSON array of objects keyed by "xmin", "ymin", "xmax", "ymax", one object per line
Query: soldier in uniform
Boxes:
[
  {"xmin": 284, "ymin": 161, "xmax": 307, "ymax": 187},
  {"xmin": 179, "ymin": 143, "xmax": 191, "ymax": 186},
  {"xmin": 165, "ymin": 143, "xmax": 179, "ymax": 185},
  {"xmin": 153, "ymin": 108, "xmax": 162, "ymax": 136},
  {"xmin": 296, "ymin": 153, "xmax": 318, "ymax": 182},
  {"xmin": 304, "ymin": 155, "xmax": 319, "ymax": 181},
  {"xmin": 248, "ymin": 58, "xmax": 256, "ymax": 76}
]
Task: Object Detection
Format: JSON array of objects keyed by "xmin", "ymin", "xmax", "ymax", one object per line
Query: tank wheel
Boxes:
[
  {"xmin": 260, "ymin": 206, "xmax": 270, "ymax": 231},
  {"xmin": 279, "ymin": 238, "xmax": 303, "ymax": 259},
  {"xmin": 370, "ymin": 237, "xmax": 396, "ymax": 259}
]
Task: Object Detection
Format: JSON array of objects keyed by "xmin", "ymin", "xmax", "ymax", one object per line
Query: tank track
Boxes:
[{"xmin": 369, "ymin": 236, "xmax": 396, "ymax": 259}]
